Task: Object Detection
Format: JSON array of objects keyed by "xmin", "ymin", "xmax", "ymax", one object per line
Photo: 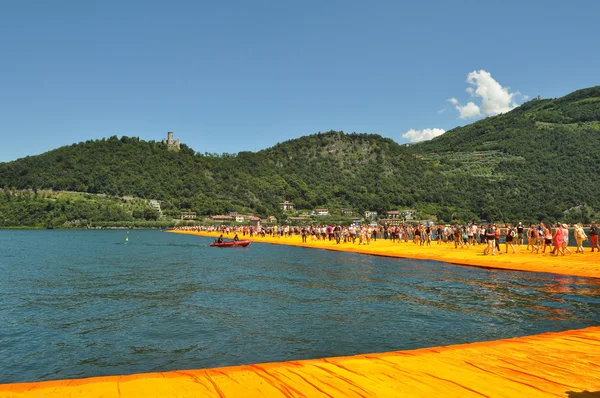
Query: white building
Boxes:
[
  {"xmin": 180, "ymin": 212, "xmax": 197, "ymax": 221},
  {"xmin": 400, "ymin": 210, "xmax": 417, "ymax": 220},
  {"xmin": 387, "ymin": 210, "xmax": 400, "ymax": 219},
  {"xmin": 148, "ymin": 200, "xmax": 162, "ymax": 215},
  {"xmin": 364, "ymin": 211, "xmax": 378, "ymax": 219},
  {"xmin": 280, "ymin": 201, "xmax": 295, "ymax": 212},
  {"xmin": 314, "ymin": 208, "xmax": 329, "ymax": 216}
]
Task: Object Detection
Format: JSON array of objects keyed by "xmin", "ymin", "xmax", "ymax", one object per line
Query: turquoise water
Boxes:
[{"xmin": 1, "ymin": 230, "xmax": 599, "ymax": 384}]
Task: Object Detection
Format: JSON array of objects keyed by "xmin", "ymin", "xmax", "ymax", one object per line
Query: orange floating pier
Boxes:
[
  {"xmin": 172, "ymin": 230, "xmax": 600, "ymax": 279},
  {"xmin": 2, "ymin": 327, "xmax": 599, "ymax": 397}
]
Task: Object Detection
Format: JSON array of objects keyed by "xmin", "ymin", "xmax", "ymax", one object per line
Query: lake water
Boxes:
[{"xmin": 1, "ymin": 230, "xmax": 599, "ymax": 384}]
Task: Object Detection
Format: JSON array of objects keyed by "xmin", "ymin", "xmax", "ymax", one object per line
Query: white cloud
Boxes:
[
  {"xmin": 449, "ymin": 70, "xmax": 521, "ymax": 119},
  {"xmin": 457, "ymin": 102, "xmax": 481, "ymax": 119},
  {"xmin": 467, "ymin": 70, "xmax": 517, "ymax": 115},
  {"xmin": 403, "ymin": 128, "xmax": 446, "ymax": 143}
]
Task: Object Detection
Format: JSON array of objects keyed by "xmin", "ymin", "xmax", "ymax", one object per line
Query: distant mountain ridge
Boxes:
[{"xmin": 1, "ymin": 85, "xmax": 599, "ymax": 227}]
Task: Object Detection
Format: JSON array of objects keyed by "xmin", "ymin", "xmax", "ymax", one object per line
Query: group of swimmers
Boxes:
[{"xmin": 174, "ymin": 221, "xmax": 600, "ymax": 255}]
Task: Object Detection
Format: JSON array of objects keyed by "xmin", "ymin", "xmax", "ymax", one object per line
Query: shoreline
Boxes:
[
  {"xmin": 0, "ymin": 226, "xmax": 171, "ymax": 230},
  {"xmin": 169, "ymin": 230, "xmax": 600, "ymax": 279}
]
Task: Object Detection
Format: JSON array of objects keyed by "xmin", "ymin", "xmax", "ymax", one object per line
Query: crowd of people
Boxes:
[{"xmin": 174, "ymin": 221, "xmax": 600, "ymax": 255}]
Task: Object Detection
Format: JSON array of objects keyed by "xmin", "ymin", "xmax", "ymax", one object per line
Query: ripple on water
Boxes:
[{"xmin": 0, "ymin": 230, "xmax": 599, "ymax": 384}]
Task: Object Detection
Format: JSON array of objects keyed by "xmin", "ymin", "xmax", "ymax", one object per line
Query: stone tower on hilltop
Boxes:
[{"xmin": 162, "ymin": 132, "xmax": 181, "ymax": 151}]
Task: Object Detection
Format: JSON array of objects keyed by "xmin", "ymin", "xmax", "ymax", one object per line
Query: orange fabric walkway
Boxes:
[
  {"xmin": 2, "ymin": 327, "xmax": 599, "ymax": 397},
  {"xmin": 171, "ymin": 230, "xmax": 600, "ymax": 279}
]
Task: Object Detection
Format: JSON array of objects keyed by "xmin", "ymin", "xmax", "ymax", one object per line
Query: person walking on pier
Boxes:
[
  {"xmin": 484, "ymin": 224, "xmax": 496, "ymax": 255},
  {"xmin": 574, "ymin": 224, "xmax": 587, "ymax": 254},
  {"xmin": 334, "ymin": 225, "xmax": 341, "ymax": 244},
  {"xmin": 494, "ymin": 225, "xmax": 502, "ymax": 255},
  {"xmin": 589, "ymin": 221, "xmax": 600, "ymax": 252},
  {"xmin": 542, "ymin": 225, "xmax": 552, "ymax": 254},
  {"xmin": 517, "ymin": 222, "xmax": 524, "ymax": 246},
  {"xmin": 551, "ymin": 223, "xmax": 564, "ymax": 256},
  {"xmin": 505, "ymin": 224, "xmax": 516, "ymax": 254},
  {"xmin": 561, "ymin": 224, "xmax": 572, "ymax": 255}
]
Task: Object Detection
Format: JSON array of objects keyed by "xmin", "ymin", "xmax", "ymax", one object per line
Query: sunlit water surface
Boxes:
[{"xmin": 1, "ymin": 230, "xmax": 599, "ymax": 383}]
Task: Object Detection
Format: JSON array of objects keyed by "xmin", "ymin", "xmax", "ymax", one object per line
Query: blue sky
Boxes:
[{"xmin": 1, "ymin": 0, "xmax": 599, "ymax": 162}]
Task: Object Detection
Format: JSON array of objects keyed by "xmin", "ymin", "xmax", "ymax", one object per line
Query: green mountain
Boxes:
[
  {"xmin": 405, "ymin": 86, "xmax": 600, "ymax": 222},
  {"xmin": 1, "ymin": 86, "xmax": 599, "ymax": 228}
]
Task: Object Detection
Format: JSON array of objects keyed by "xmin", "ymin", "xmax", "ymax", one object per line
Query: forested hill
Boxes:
[
  {"xmin": 1, "ymin": 85, "xmax": 600, "ymax": 225},
  {"xmin": 0, "ymin": 133, "xmax": 442, "ymax": 218},
  {"xmin": 404, "ymin": 85, "xmax": 600, "ymax": 222}
]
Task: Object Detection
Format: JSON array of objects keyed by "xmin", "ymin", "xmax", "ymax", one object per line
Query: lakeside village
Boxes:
[{"xmin": 174, "ymin": 200, "xmax": 600, "ymax": 257}]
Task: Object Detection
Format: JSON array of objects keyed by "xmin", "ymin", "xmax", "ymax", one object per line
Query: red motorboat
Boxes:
[{"xmin": 210, "ymin": 239, "xmax": 251, "ymax": 247}]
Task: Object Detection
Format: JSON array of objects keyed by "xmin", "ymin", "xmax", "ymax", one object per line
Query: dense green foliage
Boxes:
[
  {"xmin": 1, "ymin": 86, "xmax": 599, "ymax": 227},
  {"xmin": 0, "ymin": 190, "xmax": 164, "ymax": 228}
]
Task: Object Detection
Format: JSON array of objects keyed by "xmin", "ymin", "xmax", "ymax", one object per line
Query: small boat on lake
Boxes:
[{"xmin": 210, "ymin": 239, "xmax": 251, "ymax": 248}]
